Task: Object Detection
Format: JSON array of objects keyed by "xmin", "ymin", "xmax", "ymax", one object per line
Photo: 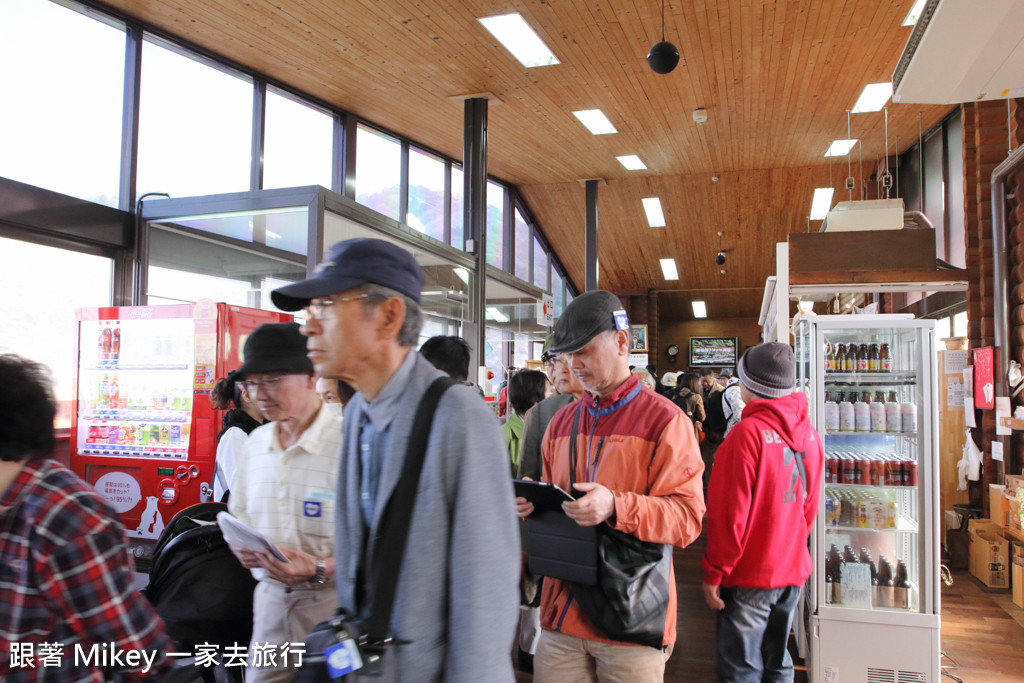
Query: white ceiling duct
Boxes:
[{"xmin": 893, "ymin": 0, "xmax": 1024, "ymax": 104}]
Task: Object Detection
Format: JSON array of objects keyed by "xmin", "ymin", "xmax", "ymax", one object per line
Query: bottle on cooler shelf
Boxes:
[
  {"xmin": 824, "ymin": 392, "xmax": 840, "ymax": 431},
  {"xmin": 843, "ymin": 344, "xmax": 855, "ymax": 372},
  {"xmin": 870, "ymin": 391, "xmax": 886, "ymax": 431},
  {"xmin": 893, "ymin": 560, "xmax": 909, "ymax": 609},
  {"xmin": 857, "ymin": 343, "xmax": 870, "ymax": 372},
  {"xmin": 867, "ymin": 343, "xmax": 879, "ymax": 372},
  {"xmin": 839, "ymin": 393, "xmax": 855, "ymax": 432},
  {"xmin": 825, "ymin": 343, "xmax": 834, "ymax": 373},
  {"xmin": 885, "ymin": 390, "xmax": 902, "ymax": 433},
  {"xmin": 900, "ymin": 400, "xmax": 918, "ymax": 433},
  {"xmin": 876, "ymin": 556, "xmax": 894, "ymax": 607},
  {"xmin": 879, "ymin": 342, "xmax": 893, "ymax": 372},
  {"xmin": 835, "ymin": 344, "xmax": 847, "ymax": 373},
  {"xmin": 854, "ymin": 391, "xmax": 871, "ymax": 432}
]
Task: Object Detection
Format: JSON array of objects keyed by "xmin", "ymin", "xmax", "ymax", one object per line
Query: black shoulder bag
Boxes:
[
  {"xmin": 297, "ymin": 376, "xmax": 455, "ymax": 681},
  {"xmin": 565, "ymin": 400, "xmax": 672, "ymax": 649}
]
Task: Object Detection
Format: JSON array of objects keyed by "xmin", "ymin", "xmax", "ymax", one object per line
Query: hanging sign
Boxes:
[{"xmin": 973, "ymin": 347, "xmax": 994, "ymax": 410}]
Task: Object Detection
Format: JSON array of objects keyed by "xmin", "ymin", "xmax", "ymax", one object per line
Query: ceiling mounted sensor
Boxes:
[
  {"xmin": 893, "ymin": 0, "xmax": 1024, "ymax": 103},
  {"xmin": 647, "ymin": 0, "xmax": 680, "ymax": 74},
  {"xmin": 692, "ymin": 108, "xmax": 708, "ymax": 124}
]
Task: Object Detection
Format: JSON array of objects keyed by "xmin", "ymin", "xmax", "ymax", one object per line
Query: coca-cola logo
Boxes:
[{"xmin": 129, "ymin": 308, "xmax": 154, "ymax": 319}]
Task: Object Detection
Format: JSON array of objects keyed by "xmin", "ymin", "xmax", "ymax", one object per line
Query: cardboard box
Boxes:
[
  {"xmin": 970, "ymin": 527, "xmax": 1010, "ymax": 589},
  {"xmin": 1014, "ymin": 564, "xmax": 1024, "ymax": 608},
  {"xmin": 991, "ymin": 484, "xmax": 1010, "ymax": 527},
  {"xmin": 1006, "ymin": 475, "xmax": 1024, "ymax": 531}
]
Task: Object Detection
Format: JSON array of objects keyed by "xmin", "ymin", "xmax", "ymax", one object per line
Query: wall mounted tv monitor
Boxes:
[{"xmin": 689, "ymin": 337, "xmax": 738, "ymax": 367}]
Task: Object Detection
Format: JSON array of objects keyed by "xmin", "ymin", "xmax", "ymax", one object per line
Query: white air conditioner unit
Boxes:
[
  {"xmin": 821, "ymin": 199, "xmax": 906, "ymax": 232},
  {"xmin": 892, "ymin": 0, "xmax": 1024, "ymax": 104}
]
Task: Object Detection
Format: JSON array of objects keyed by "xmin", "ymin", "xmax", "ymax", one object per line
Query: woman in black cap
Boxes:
[{"xmin": 209, "ymin": 370, "xmax": 265, "ymax": 503}]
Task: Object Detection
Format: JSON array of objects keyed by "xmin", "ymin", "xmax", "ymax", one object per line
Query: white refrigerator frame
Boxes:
[{"xmin": 799, "ymin": 315, "xmax": 940, "ymax": 683}]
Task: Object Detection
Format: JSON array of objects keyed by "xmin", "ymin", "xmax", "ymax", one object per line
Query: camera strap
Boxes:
[{"xmin": 363, "ymin": 375, "xmax": 456, "ymax": 651}]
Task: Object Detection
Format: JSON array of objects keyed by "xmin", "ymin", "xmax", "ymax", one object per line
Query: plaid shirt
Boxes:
[{"xmin": 0, "ymin": 459, "xmax": 172, "ymax": 682}]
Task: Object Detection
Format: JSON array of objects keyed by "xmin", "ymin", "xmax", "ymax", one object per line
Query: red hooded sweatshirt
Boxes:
[{"xmin": 702, "ymin": 391, "xmax": 824, "ymax": 588}]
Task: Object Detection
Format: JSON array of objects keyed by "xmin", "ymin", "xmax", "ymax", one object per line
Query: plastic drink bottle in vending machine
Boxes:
[{"xmin": 111, "ymin": 323, "xmax": 121, "ymax": 361}]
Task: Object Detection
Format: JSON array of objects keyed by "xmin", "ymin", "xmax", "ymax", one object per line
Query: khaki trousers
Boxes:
[
  {"xmin": 534, "ymin": 629, "xmax": 673, "ymax": 683},
  {"xmin": 246, "ymin": 581, "xmax": 338, "ymax": 683}
]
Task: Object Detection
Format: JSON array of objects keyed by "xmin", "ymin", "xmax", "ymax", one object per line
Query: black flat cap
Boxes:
[
  {"xmin": 549, "ymin": 290, "xmax": 628, "ymax": 355},
  {"xmin": 235, "ymin": 322, "xmax": 313, "ymax": 378}
]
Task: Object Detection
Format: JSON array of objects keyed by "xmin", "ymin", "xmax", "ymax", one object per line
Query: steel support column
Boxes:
[
  {"xmin": 585, "ymin": 179, "xmax": 599, "ymax": 291},
  {"xmin": 464, "ymin": 98, "xmax": 488, "ymax": 379}
]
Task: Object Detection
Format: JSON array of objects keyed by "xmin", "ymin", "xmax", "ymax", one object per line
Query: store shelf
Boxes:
[
  {"xmin": 825, "ymin": 372, "xmax": 916, "ymax": 386},
  {"xmin": 826, "ymin": 518, "xmax": 919, "ymax": 534},
  {"xmin": 825, "ymin": 482, "xmax": 917, "ymax": 492},
  {"xmin": 86, "ymin": 362, "xmax": 191, "ymax": 371},
  {"xmin": 826, "ymin": 430, "xmax": 919, "ymax": 437},
  {"xmin": 82, "ymin": 410, "xmax": 191, "ymax": 422},
  {"xmin": 78, "ymin": 445, "xmax": 188, "ymax": 458}
]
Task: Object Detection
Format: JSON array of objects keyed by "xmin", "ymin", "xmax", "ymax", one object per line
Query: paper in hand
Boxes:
[{"xmin": 217, "ymin": 511, "xmax": 290, "ymax": 562}]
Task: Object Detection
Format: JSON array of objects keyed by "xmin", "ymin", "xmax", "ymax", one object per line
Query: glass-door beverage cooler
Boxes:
[{"xmin": 795, "ymin": 314, "xmax": 939, "ymax": 683}]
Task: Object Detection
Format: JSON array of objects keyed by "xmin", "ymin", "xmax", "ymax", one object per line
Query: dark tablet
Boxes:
[{"xmin": 514, "ymin": 479, "xmax": 575, "ymax": 512}]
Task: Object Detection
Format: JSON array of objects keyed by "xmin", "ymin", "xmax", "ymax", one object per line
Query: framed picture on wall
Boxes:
[{"xmin": 629, "ymin": 325, "xmax": 649, "ymax": 353}]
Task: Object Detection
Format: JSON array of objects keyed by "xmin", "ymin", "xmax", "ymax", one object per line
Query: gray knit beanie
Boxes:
[{"xmin": 737, "ymin": 342, "xmax": 795, "ymax": 399}]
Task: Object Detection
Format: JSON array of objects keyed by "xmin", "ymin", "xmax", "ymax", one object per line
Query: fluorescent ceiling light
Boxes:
[
  {"xmin": 617, "ymin": 155, "xmax": 647, "ymax": 170},
  {"xmin": 479, "ymin": 13, "xmax": 560, "ymax": 68},
  {"xmin": 902, "ymin": 0, "xmax": 927, "ymax": 26},
  {"xmin": 641, "ymin": 197, "xmax": 665, "ymax": 227},
  {"xmin": 851, "ymin": 82, "xmax": 893, "ymax": 113},
  {"xmin": 810, "ymin": 187, "xmax": 835, "ymax": 220},
  {"xmin": 659, "ymin": 258, "xmax": 679, "ymax": 280},
  {"xmin": 824, "ymin": 139, "xmax": 857, "ymax": 157},
  {"xmin": 692, "ymin": 300, "xmax": 707, "ymax": 318},
  {"xmin": 486, "ymin": 306, "xmax": 510, "ymax": 322},
  {"xmin": 573, "ymin": 109, "xmax": 617, "ymax": 135}
]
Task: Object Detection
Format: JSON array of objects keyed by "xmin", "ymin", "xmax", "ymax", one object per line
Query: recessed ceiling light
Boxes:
[
  {"xmin": 902, "ymin": 0, "xmax": 928, "ymax": 26},
  {"xmin": 573, "ymin": 109, "xmax": 617, "ymax": 135},
  {"xmin": 851, "ymin": 82, "xmax": 893, "ymax": 113},
  {"xmin": 692, "ymin": 300, "xmax": 707, "ymax": 318},
  {"xmin": 659, "ymin": 258, "xmax": 679, "ymax": 280},
  {"xmin": 824, "ymin": 139, "xmax": 858, "ymax": 157},
  {"xmin": 641, "ymin": 197, "xmax": 665, "ymax": 227},
  {"xmin": 486, "ymin": 306, "xmax": 510, "ymax": 322},
  {"xmin": 810, "ymin": 187, "xmax": 835, "ymax": 220},
  {"xmin": 478, "ymin": 13, "xmax": 560, "ymax": 68},
  {"xmin": 617, "ymin": 155, "xmax": 647, "ymax": 170}
]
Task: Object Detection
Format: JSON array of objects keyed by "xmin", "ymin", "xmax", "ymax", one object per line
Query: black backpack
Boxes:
[
  {"xmin": 144, "ymin": 502, "xmax": 257, "ymax": 651},
  {"xmin": 703, "ymin": 389, "xmax": 727, "ymax": 433}
]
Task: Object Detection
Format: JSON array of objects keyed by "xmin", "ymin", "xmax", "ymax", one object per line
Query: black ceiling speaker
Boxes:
[{"xmin": 647, "ymin": 0, "xmax": 679, "ymax": 75}]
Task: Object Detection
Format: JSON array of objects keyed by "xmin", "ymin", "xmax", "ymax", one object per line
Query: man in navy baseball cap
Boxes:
[{"xmin": 271, "ymin": 237, "xmax": 425, "ymax": 312}]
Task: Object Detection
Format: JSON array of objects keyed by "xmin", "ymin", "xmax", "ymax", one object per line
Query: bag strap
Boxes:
[{"xmin": 364, "ymin": 376, "xmax": 456, "ymax": 646}]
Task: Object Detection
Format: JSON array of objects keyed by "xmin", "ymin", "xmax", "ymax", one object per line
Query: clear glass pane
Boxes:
[
  {"xmin": 407, "ymin": 148, "xmax": 445, "ymax": 242},
  {"xmin": 147, "ymin": 227, "xmax": 306, "ymax": 309},
  {"xmin": 450, "ymin": 166, "xmax": 465, "ymax": 250},
  {"xmin": 355, "ymin": 125, "xmax": 400, "ymax": 220},
  {"xmin": 0, "ymin": 0, "xmax": 125, "ymax": 207},
  {"xmin": 552, "ymin": 267, "xmax": 565, "ymax": 317},
  {"xmin": 138, "ymin": 39, "xmax": 253, "ymax": 199},
  {"xmin": 952, "ymin": 311, "xmax": 967, "ymax": 338},
  {"xmin": 0, "ymin": 237, "xmax": 112, "ymax": 428},
  {"xmin": 513, "ymin": 208, "xmax": 531, "ymax": 281},
  {"xmin": 263, "ymin": 89, "xmax": 333, "ymax": 190},
  {"xmin": 513, "ymin": 332, "xmax": 530, "ymax": 369},
  {"xmin": 533, "ymin": 236, "xmax": 549, "ymax": 289},
  {"xmin": 485, "ymin": 326, "xmax": 506, "ymax": 387},
  {"xmin": 935, "ymin": 317, "xmax": 951, "ymax": 343},
  {"xmin": 487, "ymin": 181, "xmax": 505, "ymax": 269},
  {"xmin": 149, "ymin": 206, "xmax": 309, "ymax": 256}
]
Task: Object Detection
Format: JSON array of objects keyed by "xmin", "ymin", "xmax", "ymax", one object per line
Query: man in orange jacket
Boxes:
[{"xmin": 516, "ymin": 290, "xmax": 705, "ymax": 682}]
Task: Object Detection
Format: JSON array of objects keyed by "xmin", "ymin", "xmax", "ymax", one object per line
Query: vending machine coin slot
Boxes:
[{"xmin": 159, "ymin": 479, "xmax": 179, "ymax": 505}]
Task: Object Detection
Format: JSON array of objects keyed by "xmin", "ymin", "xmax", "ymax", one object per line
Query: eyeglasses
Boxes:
[
  {"xmin": 240, "ymin": 375, "xmax": 289, "ymax": 392},
  {"xmin": 304, "ymin": 294, "xmax": 379, "ymax": 320}
]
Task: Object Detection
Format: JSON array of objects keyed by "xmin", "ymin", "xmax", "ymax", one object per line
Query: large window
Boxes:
[
  {"xmin": 407, "ymin": 148, "xmax": 445, "ymax": 242},
  {"xmin": 355, "ymin": 125, "xmax": 401, "ymax": 220},
  {"xmin": 487, "ymin": 181, "xmax": 505, "ymax": 269},
  {"xmin": 137, "ymin": 39, "xmax": 253, "ymax": 199},
  {"xmin": 552, "ymin": 267, "xmax": 565, "ymax": 317},
  {"xmin": 0, "ymin": 0, "xmax": 125, "ymax": 207},
  {"xmin": 450, "ymin": 166, "xmax": 465, "ymax": 250},
  {"xmin": 514, "ymin": 208, "xmax": 531, "ymax": 281},
  {"xmin": 533, "ymin": 236, "xmax": 549, "ymax": 289},
  {"xmin": 263, "ymin": 88, "xmax": 334, "ymax": 190},
  {"xmin": 0, "ymin": 237, "xmax": 113, "ymax": 428}
]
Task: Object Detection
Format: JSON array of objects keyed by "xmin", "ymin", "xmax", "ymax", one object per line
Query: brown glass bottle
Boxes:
[
  {"xmin": 843, "ymin": 344, "xmax": 855, "ymax": 372},
  {"xmin": 835, "ymin": 344, "xmax": 847, "ymax": 372},
  {"xmin": 856, "ymin": 343, "xmax": 869, "ymax": 372},
  {"xmin": 867, "ymin": 343, "xmax": 879, "ymax": 371},
  {"xmin": 879, "ymin": 342, "xmax": 893, "ymax": 372}
]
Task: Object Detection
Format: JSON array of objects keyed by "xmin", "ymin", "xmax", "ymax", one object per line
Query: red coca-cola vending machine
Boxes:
[{"xmin": 70, "ymin": 300, "xmax": 292, "ymax": 569}]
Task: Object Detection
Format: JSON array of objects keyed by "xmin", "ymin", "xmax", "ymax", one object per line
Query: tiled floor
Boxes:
[{"xmin": 517, "ymin": 530, "xmax": 1024, "ymax": 682}]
